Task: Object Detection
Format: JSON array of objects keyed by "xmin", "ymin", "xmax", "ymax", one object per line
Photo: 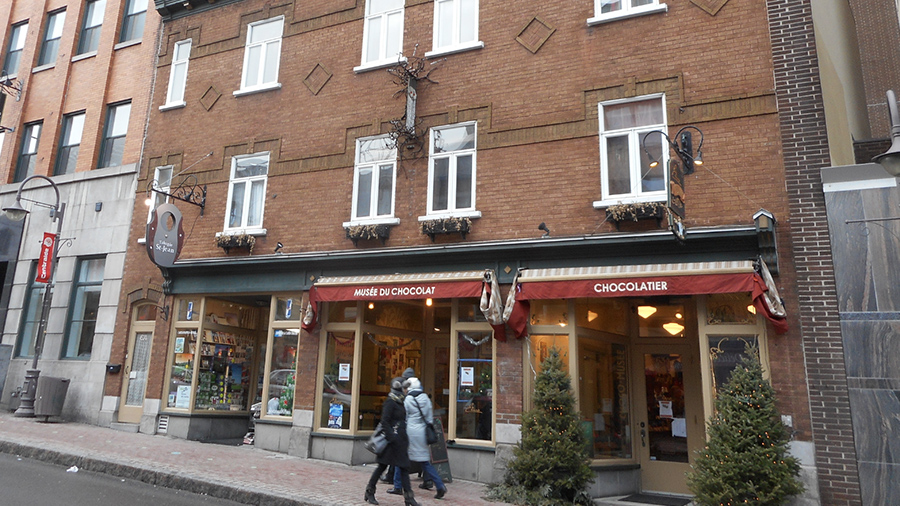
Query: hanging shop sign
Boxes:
[
  {"xmin": 35, "ymin": 232, "xmax": 56, "ymax": 283},
  {"xmin": 146, "ymin": 203, "xmax": 185, "ymax": 268}
]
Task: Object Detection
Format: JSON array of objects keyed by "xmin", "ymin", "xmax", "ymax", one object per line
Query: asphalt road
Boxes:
[{"xmin": 0, "ymin": 453, "xmax": 246, "ymax": 505}]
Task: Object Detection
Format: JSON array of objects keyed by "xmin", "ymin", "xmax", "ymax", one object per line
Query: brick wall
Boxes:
[
  {"xmin": 848, "ymin": 0, "xmax": 900, "ymax": 138},
  {"xmin": 767, "ymin": 1, "xmax": 862, "ymax": 504}
]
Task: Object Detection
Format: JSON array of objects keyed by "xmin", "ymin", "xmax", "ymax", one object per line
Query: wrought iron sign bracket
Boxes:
[{"xmin": 148, "ymin": 174, "xmax": 207, "ymax": 215}]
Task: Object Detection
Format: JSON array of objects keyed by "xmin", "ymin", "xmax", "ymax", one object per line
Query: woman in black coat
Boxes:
[{"xmin": 365, "ymin": 378, "xmax": 419, "ymax": 506}]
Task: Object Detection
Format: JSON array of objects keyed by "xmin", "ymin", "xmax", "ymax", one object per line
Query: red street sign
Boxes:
[{"xmin": 36, "ymin": 232, "xmax": 55, "ymax": 283}]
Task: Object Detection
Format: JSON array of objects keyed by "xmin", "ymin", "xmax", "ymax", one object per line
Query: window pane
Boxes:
[
  {"xmin": 167, "ymin": 328, "xmax": 197, "ymax": 408},
  {"xmin": 365, "ymin": 17, "xmax": 382, "ymax": 62},
  {"xmin": 432, "ymin": 157, "xmax": 450, "ymax": 211},
  {"xmin": 455, "ymin": 154, "xmax": 472, "ymax": 209},
  {"xmin": 47, "ymin": 11, "xmax": 66, "ymax": 39},
  {"xmin": 606, "ymin": 135, "xmax": 631, "ymax": 195},
  {"xmin": 235, "ymin": 155, "xmax": 268, "ymax": 177},
  {"xmin": 370, "ymin": 0, "xmax": 404, "ymax": 14},
  {"xmin": 16, "ymin": 280, "xmax": 44, "ymax": 358},
  {"xmin": 250, "ymin": 19, "xmax": 282, "ymax": 44},
  {"xmin": 456, "ymin": 330, "xmax": 492, "ymax": 440},
  {"xmin": 127, "ymin": 0, "xmax": 149, "ymax": 14},
  {"xmin": 604, "ymin": 99, "xmax": 663, "ymax": 130},
  {"xmin": 459, "ymin": 0, "xmax": 477, "ymax": 43},
  {"xmin": 66, "ymin": 113, "xmax": 85, "ymax": 145},
  {"xmin": 319, "ymin": 332, "xmax": 355, "ymax": 429},
  {"xmin": 174, "ymin": 40, "xmax": 191, "ymax": 60},
  {"xmin": 3, "ymin": 23, "xmax": 27, "ymax": 75},
  {"xmin": 376, "ymin": 163, "xmax": 393, "ymax": 216},
  {"xmin": 578, "ymin": 340, "xmax": 632, "ymax": 459},
  {"xmin": 109, "ymin": 103, "xmax": 131, "ymax": 136},
  {"xmin": 266, "ymin": 328, "xmax": 298, "ymax": 416},
  {"xmin": 434, "ymin": 124, "xmax": 475, "ymax": 153},
  {"xmin": 56, "ymin": 146, "xmax": 79, "ymax": 175},
  {"xmin": 39, "ymin": 39, "xmax": 60, "ymax": 66},
  {"xmin": 640, "ymin": 133, "xmax": 664, "ymax": 192},
  {"xmin": 245, "ymin": 44, "xmax": 262, "ymax": 87},
  {"xmin": 358, "ymin": 332, "xmax": 422, "ymax": 430},
  {"xmin": 601, "ymin": 0, "xmax": 622, "ymax": 13},
  {"xmin": 170, "ymin": 63, "xmax": 187, "ymax": 102},
  {"xmin": 327, "ymin": 301, "xmax": 358, "ymax": 323},
  {"xmin": 708, "ymin": 336, "xmax": 759, "ymax": 398},
  {"xmin": 248, "ymin": 179, "xmax": 265, "ymax": 227},
  {"xmin": 386, "ymin": 12, "xmax": 402, "ymax": 58},
  {"xmin": 644, "ymin": 353, "xmax": 688, "ymax": 462},
  {"xmin": 632, "ymin": 0, "xmax": 654, "ymax": 6},
  {"xmin": 262, "ymin": 40, "xmax": 280, "ymax": 84},
  {"xmin": 437, "ymin": 0, "xmax": 453, "ymax": 47},
  {"xmin": 177, "ymin": 298, "xmax": 200, "ymax": 322},
  {"xmin": 274, "ymin": 296, "xmax": 303, "ymax": 321},
  {"xmin": 229, "ymin": 182, "xmax": 246, "ymax": 228},
  {"xmin": 356, "ymin": 167, "xmax": 373, "ymax": 218}
]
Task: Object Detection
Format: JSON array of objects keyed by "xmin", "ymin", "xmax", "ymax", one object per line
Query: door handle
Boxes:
[{"xmin": 640, "ymin": 428, "xmax": 646, "ymax": 447}]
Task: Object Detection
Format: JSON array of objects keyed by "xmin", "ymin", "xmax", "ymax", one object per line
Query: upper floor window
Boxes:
[
  {"xmin": 360, "ymin": 0, "xmax": 404, "ymax": 68},
  {"xmin": 119, "ymin": 0, "xmax": 147, "ymax": 43},
  {"xmin": 14, "ymin": 121, "xmax": 42, "ymax": 182},
  {"xmin": 596, "ymin": 95, "xmax": 667, "ymax": 205},
  {"xmin": 163, "ymin": 39, "xmax": 191, "ymax": 108},
  {"xmin": 148, "ymin": 165, "xmax": 173, "ymax": 219},
  {"xmin": 99, "ymin": 101, "xmax": 131, "ymax": 168},
  {"xmin": 237, "ymin": 17, "xmax": 282, "ymax": 94},
  {"xmin": 589, "ymin": 0, "xmax": 667, "ymax": 25},
  {"xmin": 226, "ymin": 153, "xmax": 268, "ymax": 231},
  {"xmin": 427, "ymin": 123, "xmax": 477, "ymax": 216},
  {"xmin": 38, "ymin": 10, "xmax": 66, "ymax": 66},
  {"xmin": 431, "ymin": 0, "xmax": 480, "ymax": 55},
  {"xmin": 77, "ymin": 0, "xmax": 106, "ymax": 55},
  {"xmin": 3, "ymin": 22, "xmax": 28, "ymax": 75},
  {"xmin": 351, "ymin": 136, "xmax": 397, "ymax": 222},
  {"xmin": 55, "ymin": 111, "xmax": 85, "ymax": 175},
  {"xmin": 62, "ymin": 257, "xmax": 106, "ymax": 359}
]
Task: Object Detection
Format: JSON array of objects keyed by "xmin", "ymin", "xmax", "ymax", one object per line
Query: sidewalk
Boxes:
[{"xmin": 0, "ymin": 412, "xmax": 509, "ymax": 506}]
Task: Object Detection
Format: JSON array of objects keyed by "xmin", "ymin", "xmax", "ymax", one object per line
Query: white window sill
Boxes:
[
  {"xmin": 159, "ymin": 101, "xmax": 186, "ymax": 111},
  {"xmin": 425, "ymin": 41, "xmax": 484, "ymax": 59},
  {"xmin": 72, "ymin": 51, "xmax": 97, "ymax": 62},
  {"xmin": 216, "ymin": 228, "xmax": 267, "ymax": 237},
  {"xmin": 587, "ymin": 4, "xmax": 668, "ymax": 26},
  {"xmin": 593, "ymin": 196, "xmax": 666, "ymax": 209},
  {"xmin": 233, "ymin": 83, "xmax": 282, "ymax": 97},
  {"xmin": 418, "ymin": 210, "xmax": 482, "ymax": 221},
  {"xmin": 343, "ymin": 217, "xmax": 401, "ymax": 228},
  {"xmin": 353, "ymin": 56, "xmax": 407, "ymax": 74},
  {"xmin": 114, "ymin": 39, "xmax": 141, "ymax": 50},
  {"xmin": 32, "ymin": 63, "xmax": 55, "ymax": 74}
]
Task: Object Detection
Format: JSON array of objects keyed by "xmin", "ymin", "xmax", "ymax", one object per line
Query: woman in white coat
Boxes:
[{"xmin": 403, "ymin": 377, "xmax": 447, "ymax": 499}]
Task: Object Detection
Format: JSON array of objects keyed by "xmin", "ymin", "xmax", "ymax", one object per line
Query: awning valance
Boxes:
[
  {"xmin": 507, "ymin": 260, "xmax": 787, "ymax": 338},
  {"xmin": 301, "ymin": 270, "xmax": 491, "ymax": 331}
]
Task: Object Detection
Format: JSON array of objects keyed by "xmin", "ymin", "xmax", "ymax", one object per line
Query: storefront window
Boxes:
[
  {"xmin": 168, "ymin": 328, "xmax": 197, "ymax": 409},
  {"xmin": 530, "ymin": 300, "xmax": 568, "ymax": 327},
  {"xmin": 708, "ymin": 335, "xmax": 758, "ymax": 398},
  {"xmin": 194, "ymin": 329, "xmax": 254, "ymax": 410},
  {"xmin": 575, "ymin": 298, "xmax": 627, "ymax": 335},
  {"xmin": 637, "ymin": 300, "xmax": 687, "ymax": 338},
  {"xmin": 530, "ymin": 334, "xmax": 569, "ymax": 374},
  {"xmin": 320, "ymin": 331, "xmax": 355, "ymax": 429},
  {"xmin": 456, "ymin": 330, "xmax": 492, "ymax": 441},
  {"xmin": 360, "ymin": 332, "xmax": 423, "ymax": 430},
  {"xmin": 706, "ymin": 293, "xmax": 757, "ymax": 325},
  {"xmin": 578, "ymin": 340, "xmax": 631, "ymax": 459},
  {"xmin": 328, "ymin": 301, "xmax": 358, "ymax": 323},
  {"xmin": 363, "ymin": 301, "xmax": 423, "ymax": 330},
  {"xmin": 274, "ymin": 296, "xmax": 303, "ymax": 321},
  {"xmin": 457, "ymin": 297, "xmax": 487, "ymax": 323},
  {"xmin": 264, "ymin": 328, "xmax": 298, "ymax": 416},
  {"xmin": 177, "ymin": 298, "xmax": 200, "ymax": 322}
]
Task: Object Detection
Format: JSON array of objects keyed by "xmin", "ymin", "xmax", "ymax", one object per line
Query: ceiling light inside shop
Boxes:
[
  {"xmin": 368, "ymin": 302, "xmax": 374, "ymax": 309},
  {"xmin": 637, "ymin": 306, "xmax": 657, "ymax": 319},
  {"xmin": 747, "ymin": 304, "xmax": 757, "ymax": 315},
  {"xmin": 587, "ymin": 310, "xmax": 599, "ymax": 322},
  {"xmin": 675, "ymin": 312, "xmax": 683, "ymax": 319},
  {"xmin": 663, "ymin": 322, "xmax": 685, "ymax": 335},
  {"xmin": 426, "ymin": 298, "xmax": 433, "ymax": 306}
]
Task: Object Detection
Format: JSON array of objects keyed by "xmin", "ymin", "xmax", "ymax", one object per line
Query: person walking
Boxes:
[
  {"xmin": 403, "ymin": 376, "xmax": 448, "ymax": 499},
  {"xmin": 365, "ymin": 378, "xmax": 419, "ymax": 506}
]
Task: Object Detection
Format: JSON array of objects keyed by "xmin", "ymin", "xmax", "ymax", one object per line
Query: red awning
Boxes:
[
  {"xmin": 301, "ymin": 271, "xmax": 488, "ymax": 331},
  {"xmin": 507, "ymin": 261, "xmax": 788, "ymax": 338}
]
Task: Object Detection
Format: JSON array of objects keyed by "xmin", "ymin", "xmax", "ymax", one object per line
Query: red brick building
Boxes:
[{"xmin": 105, "ymin": 0, "xmax": 857, "ymax": 502}]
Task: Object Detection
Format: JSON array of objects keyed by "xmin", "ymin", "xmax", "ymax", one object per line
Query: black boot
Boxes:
[
  {"xmin": 403, "ymin": 489, "xmax": 420, "ymax": 506},
  {"xmin": 365, "ymin": 486, "xmax": 379, "ymax": 505},
  {"xmin": 435, "ymin": 486, "xmax": 446, "ymax": 499}
]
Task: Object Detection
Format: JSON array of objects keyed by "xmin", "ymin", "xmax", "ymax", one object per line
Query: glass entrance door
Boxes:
[
  {"xmin": 633, "ymin": 344, "xmax": 704, "ymax": 495},
  {"xmin": 119, "ymin": 305, "xmax": 157, "ymax": 424}
]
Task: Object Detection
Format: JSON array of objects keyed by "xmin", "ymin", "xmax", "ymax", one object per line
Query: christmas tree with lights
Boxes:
[
  {"xmin": 489, "ymin": 347, "xmax": 592, "ymax": 505},
  {"xmin": 687, "ymin": 344, "xmax": 803, "ymax": 505}
]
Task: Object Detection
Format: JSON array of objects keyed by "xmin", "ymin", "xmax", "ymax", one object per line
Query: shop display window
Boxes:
[
  {"xmin": 328, "ymin": 301, "xmax": 358, "ymax": 323},
  {"xmin": 177, "ymin": 298, "xmax": 200, "ymax": 322},
  {"xmin": 637, "ymin": 300, "xmax": 687, "ymax": 338},
  {"xmin": 456, "ymin": 297, "xmax": 486, "ymax": 323},
  {"xmin": 577, "ymin": 340, "xmax": 631, "ymax": 459},
  {"xmin": 456, "ymin": 330, "xmax": 492, "ymax": 441},
  {"xmin": 707, "ymin": 335, "xmax": 758, "ymax": 399},
  {"xmin": 320, "ymin": 331, "xmax": 356, "ymax": 429},
  {"xmin": 530, "ymin": 299, "xmax": 569, "ymax": 327},
  {"xmin": 274, "ymin": 296, "xmax": 303, "ymax": 321},
  {"xmin": 706, "ymin": 293, "xmax": 757, "ymax": 325},
  {"xmin": 168, "ymin": 328, "xmax": 197, "ymax": 408},
  {"xmin": 363, "ymin": 301, "xmax": 423, "ymax": 330},
  {"xmin": 529, "ymin": 334, "xmax": 570, "ymax": 374},
  {"xmin": 264, "ymin": 328, "xmax": 298, "ymax": 416},
  {"xmin": 575, "ymin": 298, "xmax": 628, "ymax": 335}
]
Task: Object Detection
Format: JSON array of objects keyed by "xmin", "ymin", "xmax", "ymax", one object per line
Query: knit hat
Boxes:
[
  {"xmin": 402, "ymin": 367, "xmax": 416, "ymax": 379},
  {"xmin": 405, "ymin": 377, "xmax": 422, "ymax": 392},
  {"xmin": 390, "ymin": 377, "xmax": 405, "ymax": 394}
]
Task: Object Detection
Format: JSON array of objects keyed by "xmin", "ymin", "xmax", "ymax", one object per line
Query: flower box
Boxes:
[
  {"xmin": 215, "ymin": 233, "xmax": 256, "ymax": 253},
  {"xmin": 605, "ymin": 203, "xmax": 667, "ymax": 230},
  {"xmin": 420, "ymin": 217, "xmax": 472, "ymax": 241},
  {"xmin": 345, "ymin": 223, "xmax": 393, "ymax": 246}
]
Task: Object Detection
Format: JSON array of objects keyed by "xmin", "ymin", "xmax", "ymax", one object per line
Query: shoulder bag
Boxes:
[
  {"xmin": 365, "ymin": 422, "xmax": 388, "ymax": 455},
  {"xmin": 413, "ymin": 397, "xmax": 438, "ymax": 445}
]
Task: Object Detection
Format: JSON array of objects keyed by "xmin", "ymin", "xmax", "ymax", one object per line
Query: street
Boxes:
[{"xmin": 0, "ymin": 453, "xmax": 245, "ymax": 505}]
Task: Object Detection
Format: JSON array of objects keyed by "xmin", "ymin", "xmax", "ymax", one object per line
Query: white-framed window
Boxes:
[
  {"xmin": 588, "ymin": 0, "xmax": 667, "ymax": 25},
  {"xmin": 147, "ymin": 165, "xmax": 173, "ymax": 221},
  {"xmin": 236, "ymin": 17, "xmax": 283, "ymax": 95},
  {"xmin": 225, "ymin": 152, "xmax": 268, "ymax": 231},
  {"xmin": 595, "ymin": 94, "xmax": 667, "ymax": 207},
  {"xmin": 350, "ymin": 136, "xmax": 397, "ymax": 223},
  {"xmin": 426, "ymin": 123, "xmax": 477, "ymax": 217},
  {"xmin": 162, "ymin": 39, "xmax": 191, "ymax": 109},
  {"xmin": 428, "ymin": 0, "xmax": 482, "ymax": 57},
  {"xmin": 358, "ymin": 0, "xmax": 404, "ymax": 70}
]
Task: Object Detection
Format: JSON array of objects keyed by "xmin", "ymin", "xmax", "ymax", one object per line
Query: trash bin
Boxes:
[{"xmin": 34, "ymin": 376, "xmax": 70, "ymax": 420}]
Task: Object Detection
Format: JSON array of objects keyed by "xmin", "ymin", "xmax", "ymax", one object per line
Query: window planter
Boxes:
[
  {"xmin": 345, "ymin": 223, "xmax": 393, "ymax": 246},
  {"xmin": 215, "ymin": 233, "xmax": 255, "ymax": 253},
  {"xmin": 421, "ymin": 217, "xmax": 472, "ymax": 241},
  {"xmin": 605, "ymin": 202, "xmax": 667, "ymax": 230}
]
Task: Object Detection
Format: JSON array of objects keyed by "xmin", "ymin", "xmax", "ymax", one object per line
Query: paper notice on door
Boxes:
[
  {"xmin": 460, "ymin": 367, "xmax": 475, "ymax": 387},
  {"xmin": 659, "ymin": 400, "xmax": 673, "ymax": 418},
  {"xmin": 338, "ymin": 363, "xmax": 351, "ymax": 381},
  {"xmin": 671, "ymin": 417, "xmax": 687, "ymax": 438}
]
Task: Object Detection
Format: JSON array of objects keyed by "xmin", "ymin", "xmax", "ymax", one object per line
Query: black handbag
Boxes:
[
  {"xmin": 413, "ymin": 397, "xmax": 438, "ymax": 445},
  {"xmin": 365, "ymin": 422, "xmax": 388, "ymax": 455}
]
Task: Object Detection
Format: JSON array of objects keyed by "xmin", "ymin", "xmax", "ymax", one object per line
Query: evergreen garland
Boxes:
[
  {"xmin": 687, "ymin": 344, "xmax": 803, "ymax": 505},
  {"xmin": 487, "ymin": 347, "xmax": 593, "ymax": 505}
]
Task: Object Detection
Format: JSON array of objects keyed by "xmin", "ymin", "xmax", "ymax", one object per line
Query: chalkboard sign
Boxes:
[{"xmin": 429, "ymin": 418, "xmax": 452, "ymax": 483}]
